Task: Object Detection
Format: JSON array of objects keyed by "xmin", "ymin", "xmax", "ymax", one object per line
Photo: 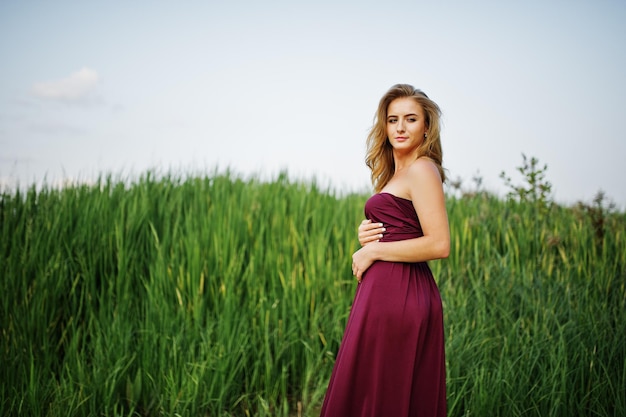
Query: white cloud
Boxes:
[{"xmin": 31, "ymin": 67, "xmax": 99, "ymax": 101}]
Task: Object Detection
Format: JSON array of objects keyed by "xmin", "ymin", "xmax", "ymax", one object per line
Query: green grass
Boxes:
[{"xmin": 1, "ymin": 170, "xmax": 624, "ymax": 416}]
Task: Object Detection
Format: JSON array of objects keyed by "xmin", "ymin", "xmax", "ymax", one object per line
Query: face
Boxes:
[{"xmin": 386, "ymin": 97, "xmax": 428, "ymax": 155}]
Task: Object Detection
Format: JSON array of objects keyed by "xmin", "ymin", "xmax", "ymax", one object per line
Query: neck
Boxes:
[{"xmin": 393, "ymin": 150, "xmax": 419, "ymax": 173}]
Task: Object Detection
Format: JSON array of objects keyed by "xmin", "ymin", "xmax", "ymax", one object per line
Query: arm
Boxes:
[{"xmin": 352, "ymin": 159, "xmax": 450, "ymax": 281}]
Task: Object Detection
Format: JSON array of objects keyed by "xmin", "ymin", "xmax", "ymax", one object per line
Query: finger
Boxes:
[
  {"xmin": 358, "ymin": 220, "xmax": 381, "ymax": 234},
  {"xmin": 360, "ymin": 221, "xmax": 383, "ymax": 231},
  {"xmin": 364, "ymin": 231, "xmax": 385, "ymax": 240},
  {"xmin": 362, "ymin": 234, "xmax": 382, "ymax": 243},
  {"xmin": 359, "ymin": 227, "xmax": 385, "ymax": 240},
  {"xmin": 360, "ymin": 225, "xmax": 385, "ymax": 236},
  {"xmin": 364, "ymin": 229, "xmax": 385, "ymax": 238}
]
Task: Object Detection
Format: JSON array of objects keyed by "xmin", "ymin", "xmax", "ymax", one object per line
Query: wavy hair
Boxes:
[{"xmin": 365, "ymin": 84, "xmax": 445, "ymax": 192}]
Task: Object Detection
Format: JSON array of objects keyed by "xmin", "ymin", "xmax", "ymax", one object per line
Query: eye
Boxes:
[
  {"xmin": 407, "ymin": 117, "xmax": 417, "ymax": 122},
  {"xmin": 388, "ymin": 118, "xmax": 398, "ymax": 124}
]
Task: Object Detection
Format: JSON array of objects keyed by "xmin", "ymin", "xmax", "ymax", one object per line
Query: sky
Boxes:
[{"xmin": 1, "ymin": 0, "xmax": 625, "ymax": 209}]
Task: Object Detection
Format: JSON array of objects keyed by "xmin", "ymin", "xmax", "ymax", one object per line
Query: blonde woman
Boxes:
[{"xmin": 320, "ymin": 84, "xmax": 449, "ymax": 417}]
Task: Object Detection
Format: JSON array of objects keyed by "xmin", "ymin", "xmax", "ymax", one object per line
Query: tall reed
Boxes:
[{"xmin": 1, "ymin": 171, "xmax": 624, "ymax": 416}]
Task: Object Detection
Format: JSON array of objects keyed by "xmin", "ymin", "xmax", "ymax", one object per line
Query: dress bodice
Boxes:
[{"xmin": 364, "ymin": 193, "xmax": 423, "ymax": 242}]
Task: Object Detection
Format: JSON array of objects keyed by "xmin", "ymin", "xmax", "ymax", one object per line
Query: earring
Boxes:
[{"xmin": 424, "ymin": 133, "xmax": 428, "ymax": 139}]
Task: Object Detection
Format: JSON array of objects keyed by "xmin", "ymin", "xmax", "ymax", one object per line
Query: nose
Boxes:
[{"xmin": 396, "ymin": 119, "xmax": 405, "ymax": 132}]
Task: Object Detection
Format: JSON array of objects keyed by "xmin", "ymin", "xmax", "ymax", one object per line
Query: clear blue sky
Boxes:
[{"xmin": 1, "ymin": 0, "xmax": 625, "ymax": 208}]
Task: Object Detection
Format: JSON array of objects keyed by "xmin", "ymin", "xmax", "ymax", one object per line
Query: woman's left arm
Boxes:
[{"xmin": 351, "ymin": 160, "xmax": 449, "ymax": 281}]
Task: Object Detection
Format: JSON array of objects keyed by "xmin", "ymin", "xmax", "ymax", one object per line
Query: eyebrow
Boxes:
[{"xmin": 387, "ymin": 113, "xmax": 419, "ymax": 118}]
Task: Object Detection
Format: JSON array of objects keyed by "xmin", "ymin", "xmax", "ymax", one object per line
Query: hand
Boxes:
[
  {"xmin": 358, "ymin": 219, "xmax": 385, "ymax": 246},
  {"xmin": 352, "ymin": 244, "xmax": 377, "ymax": 283}
]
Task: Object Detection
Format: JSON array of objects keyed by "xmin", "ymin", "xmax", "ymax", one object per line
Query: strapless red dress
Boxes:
[{"xmin": 320, "ymin": 192, "xmax": 446, "ymax": 417}]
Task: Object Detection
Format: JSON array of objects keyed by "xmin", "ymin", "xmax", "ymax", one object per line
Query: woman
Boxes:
[{"xmin": 320, "ymin": 84, "xmax": 450, "ymax": 417}]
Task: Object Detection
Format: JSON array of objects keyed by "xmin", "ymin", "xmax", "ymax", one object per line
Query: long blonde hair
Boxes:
[{"xmin": 365, "ymin": 84, "xmax": 445, "ymax": 192}]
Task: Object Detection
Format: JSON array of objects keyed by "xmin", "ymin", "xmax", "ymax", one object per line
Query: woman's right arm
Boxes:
[{"xmin": 358, "ymin": 219, "xmax": 385, "ymax": 246}]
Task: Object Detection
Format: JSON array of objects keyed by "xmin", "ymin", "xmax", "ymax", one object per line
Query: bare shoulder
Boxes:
[
  {"xmin": 404, "ymin": 157, "xmax": 444, "ymax": 203},
  {"xmin": 386, "ymin": 158, "xmax": 443, "ymax": 200},
  {"xmin": 406, "ymin": 157, "xmax": 442, "ymax": 183}
]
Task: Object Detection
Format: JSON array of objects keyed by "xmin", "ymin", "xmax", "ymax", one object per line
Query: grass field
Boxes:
[{"xmin": 1, "ymin": 170, "xmax": 625, "ymax": 416}]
